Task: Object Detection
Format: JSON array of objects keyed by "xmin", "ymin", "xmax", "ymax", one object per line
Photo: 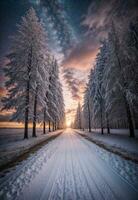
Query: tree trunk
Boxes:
[
  {"xmin": 87, "ymin": 100, "xmax": 91, "ymax": 132},
  {"xmin": 43, "ymin": 109, "xmax": 46, "ymax": 134},
  {"xmin": 24, "ymin": 46, "xmax": 32, "ymax": 139},
  {"xmin": 54, "ymin": 121, "xmax": 56, "ymax": 130},
  {"xmin": 101, "ymin": 103, "xmax": 103, "ymax": 134},
  {"xmin": 112, "ymin": 22, "xmax": 134, "ymax": 137},
  {"xmin": 79, "ymin": 118, "xmax": 81, "ymax": 129},
  {"xmin": 106, "ymin": 113, "xmax": 110, "ymax": 134},
  {"xmin": 49, "ymin": 120, "xmax": 51, "ymax": 132},
  {"xmin": 52, "ymin": 122, "xmax": 55, "ymax": 131},
  {"xmin": 24, "ymin": 80, "xmax": 30, "ymax": 139},
  {"xmin": 43, "ymin": 120, "xmax": 46, "ymax": 134},
  {"xmin": 124, "ymin": 96, "xmax": 135, "ymax": 137},
  {"xmin": 101, "ymin": 127, "xmax": 104, "ymax": 134},
  {"xmin": 107, "ymin": 127, "xmax": 110, "ymax": 134},
  {"xmin": 57, "ymin": 122, "xmax": 59, "ymax": 130},
  {"xmin": 78, "ymin": 103, "xmax": 82, "ymax": 129},
  {"xmin": 32, "ymin": 90, "xmax": 37, "ymax": 137}
]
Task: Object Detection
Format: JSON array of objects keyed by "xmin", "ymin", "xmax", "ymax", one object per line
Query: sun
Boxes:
[{"xmin": 66, "ymin": 120, "xmax": 71, "ymax": 128}]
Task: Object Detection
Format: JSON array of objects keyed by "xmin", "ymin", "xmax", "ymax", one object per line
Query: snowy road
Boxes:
[{"xmin": 0, "ymin": 129, "xmax": 138, "ymax": 200}]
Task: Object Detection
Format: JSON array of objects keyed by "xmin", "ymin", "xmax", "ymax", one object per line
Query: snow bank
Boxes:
[
  {"xmin": 76, "ymin": 129, "xmax": 138, "ymax": 163},
  {"xmin": 0, "ymin": 129, "xmax": 62, "ymax": 169},
  {"xmin": 84, "ymin": 128, "xmax": 138, "ymax": 136}
]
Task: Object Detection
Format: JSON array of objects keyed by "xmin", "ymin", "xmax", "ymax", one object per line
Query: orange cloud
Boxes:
[
  {"xmin": 0, "ymin": 87, "xmax": 7, "ymax": 98},
  {"xmin": 62, "ymin": 41, "xmax": 99, "ymax": 70},
  {"xmin": 66, "ymin": 108, "xmax": 76, "ymax": 115}
]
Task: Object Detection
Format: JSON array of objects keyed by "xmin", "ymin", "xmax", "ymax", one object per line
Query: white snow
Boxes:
[
  {"xmin": 0, "ymin": 128, "xmax": 62, "ymax": 168},
  {"xmin": 76, "ymin": 129, "xmax": 138, "ymax": 156},
  {"xmin": 0, "ymin": 128, "xmax": 138, "ymax": 200}
]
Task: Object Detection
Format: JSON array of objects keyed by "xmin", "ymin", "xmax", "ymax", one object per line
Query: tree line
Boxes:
[
  {"xmin": 2, "ymin": 8, "xmax": 65, "ymax": 139},
  {"xmin": 73, "ymin": 17, "xmax": 138, "ymax": 138}
]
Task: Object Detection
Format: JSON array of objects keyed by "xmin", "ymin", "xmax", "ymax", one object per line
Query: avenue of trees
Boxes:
[
  {"xmin": 2, "ymin": 8, "xmax": 65, "ymax": 139},
  {"xmin": 73, "ymin": 103, "xmax": 82, "ymax": 130},
  {"xmin": 74, "ymin": 17, "xmax": 138, "ymax": 138}
]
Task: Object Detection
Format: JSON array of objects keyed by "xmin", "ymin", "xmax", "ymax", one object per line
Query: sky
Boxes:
[{"xmin": 0, "ymin": 0, "xmax": 138, "ymax": 126}]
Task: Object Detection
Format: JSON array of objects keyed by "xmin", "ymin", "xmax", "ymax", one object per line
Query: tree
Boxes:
[
  {"xmin": 82, "ymin": 18, "xmax": 138, "ymax": 137},
  {"xmin": 120, "ymin": 17, "xmax": 138, "ymax": 130},
  {"xmin": 83, "ymin": 69, "xmax": 94, "ymax": 132},
  {"xmin": 91, "ymin": 40, "xmax": 110, "ymax": 134},
  {"xmin": 74, "ymin": 103, "xmax": 82, "ymax": 129},
  {"xmin": 32, "ymin": 53, "xmax": 49, "ymax": 137},
  {"xmin": 109, "ymin": 21, "xmax": 135, "ymax": 137},
  {"xmin": 43, "ymin": 56, "xmax": 65, "ymax": 132},
  {"xmin": 2, "ymin": 8, "xmax": 49, "ymax": 138}
]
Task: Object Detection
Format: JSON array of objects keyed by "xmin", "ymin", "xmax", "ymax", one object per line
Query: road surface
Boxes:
[{"xmin": 0, "ymin": 129, "xmax": 138, "ymax": 200}]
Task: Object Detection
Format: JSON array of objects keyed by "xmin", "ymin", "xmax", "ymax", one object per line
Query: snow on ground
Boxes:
[
  {"xmin": 88, "ymin": 128, "xmax": 138, "ymax": 136},
  {"xmin": 76, "ymin": 129, "xmax": 138, "ymax": 161},
  {"xmin": 0, "ymin": 128, "xmax": 62, "ymax": 168},
  {"xmin": 0, "ymin": 129, "xmax": 138, "ymax": 200},
  {"xmin": 0, "ymin": 128, "xmax": 48, "ymax": 145}
]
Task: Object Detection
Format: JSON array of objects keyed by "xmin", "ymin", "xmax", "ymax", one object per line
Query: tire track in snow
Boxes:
[
  {"xmin": 38, "ymin": 134, "xmax": 67, "ymax": 200},
  {"xmin": 62, "ymin": 133, "xmax": 78, "ymax": 200},
  {"xmin": 70, "ymin": 132, "xmax": 113, "ymax": 200},
  {"xmin": 47, "ymin": 134, "xmax": 69, "ymax": 200},
  {"xmin": 76, "ymin": 133, "xmax": 138, "ymax": 200},
  {"xmin": 79, "ymin": 133, "xmax": 138, "ymax": 192},
  {"xmin": 72, "ymin": 134, "xmax": 118, "ymax": 200},
  {"xmin": 68, "ymin": 134, "xmax": 83, "ymax": 199},
  {"xmin": 0, "ymin": 134, "xmax": 63, "ymax": 200},
  {"xmin": 65, "ymin": 131, "xmax": 91, "ymax": 200},
  {"xmin": 70, "ymin": 132, "xmax": 95, "ymax": 200}
]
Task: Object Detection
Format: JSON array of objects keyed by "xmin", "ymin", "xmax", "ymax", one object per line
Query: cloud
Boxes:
[
  {"xmin": 82, "ymin": 0, "xmax": 138, "ymax": 38},
  {"xmin": 0, "ymin": 87, "xmax": 6, "ymax": 98},
  {"xmin": 65, "ymin": 108, "xmax": 76, "ymax": 115},
  {"xmin": 82, "ymin": 0, "xmax": 114, "ymax": 30},
  {"xmin": 62, "ymin": 0, "xmax": 138, "ymax": 76},
  {"xmin": 62, "ymin": 39, "xmax": 99, "ymax": 70},
  {"xmin": 63, "ymin": 68, "xmax": 85, "ymax": 101}
]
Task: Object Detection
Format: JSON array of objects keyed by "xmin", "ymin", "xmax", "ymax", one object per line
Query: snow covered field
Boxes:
[
  {"xmin": 0, "ymin": 128, "xmax": 47, "ymax": 145},
  {"xmin": 0, "ymin": 128, "xmax": 138, "ymax": 200},
  {"xmin": 0, "ymin": 128, "xmax": 62, "ymax": 168}
]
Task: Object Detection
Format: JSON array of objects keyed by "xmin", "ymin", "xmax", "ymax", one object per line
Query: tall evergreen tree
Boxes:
[
  {"xmin": 2, "ymin": 8, "xmax": 49, "ymax": 138},
  {"xmin": 74, "ymin": 103, "xmax": 82, "ymax": 129},
  {"xmin": 82, "ymin": 18, "xmax": 138, "ymax": 137}
]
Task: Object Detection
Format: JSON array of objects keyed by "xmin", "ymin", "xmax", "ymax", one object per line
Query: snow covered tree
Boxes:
[
  {"xmin": 42, "ymin": 56, "xmax": 65, "ymax": 133},
  {"xmin": 89, "ymin": 40, "xmax": 109, "ymax": 134},
  {"xmin": 120, "ymin": 17, "xmax": 138, "ymax": 130},
  {"xmin": 56, "ymin": 81, "xmax": 65, "ymax": 129},
  {"xmin": 31, "ymin": 52, "xmax": 49, "ymax": 137},
  {"xmin": 74, "ymin": 103, "xmax": 82, "ymax": 129},
  {"xmin": 108, "ymin": 21, "xmax": 135, "ymax": 137},
  {"xmin": 83, "ymin": 69, "xmax": 94, "ymax": 132},
  {"xmin": 82, "ymin": 18, "xmax": 138, "ymax": 137},
  {"xmin": 50, "ymin": 59, "xmax": 65, "ymax": 130},
  {"xmin": 2, "ymin": 8, "xmax": 49, "ymax": 138}
]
